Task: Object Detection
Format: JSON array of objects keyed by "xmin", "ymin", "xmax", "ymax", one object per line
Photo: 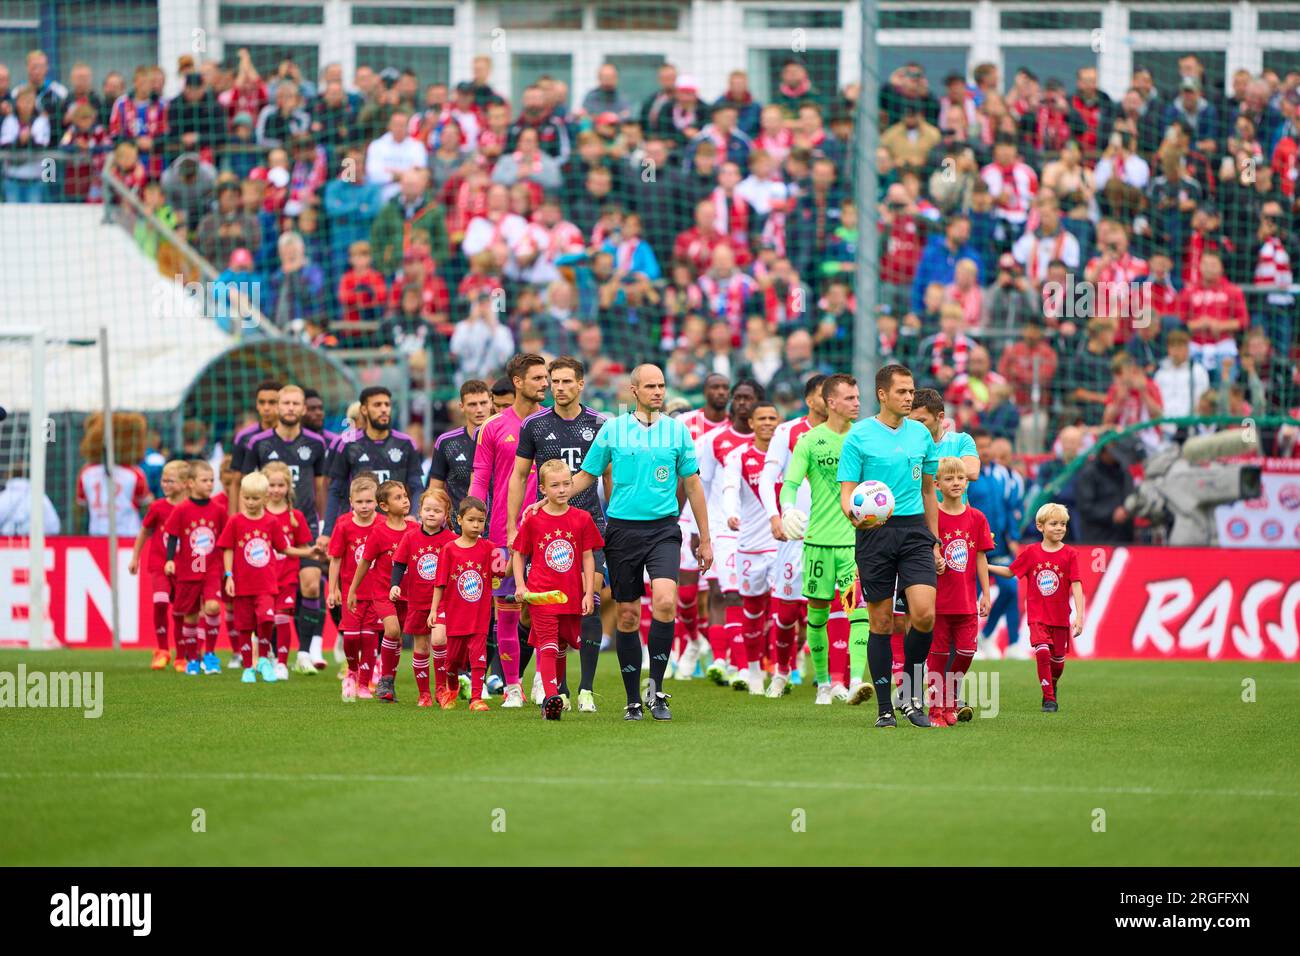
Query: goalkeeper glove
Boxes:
[{"xmin": 781, "ymin": 508, "xmax": 809, "ymax": 540}]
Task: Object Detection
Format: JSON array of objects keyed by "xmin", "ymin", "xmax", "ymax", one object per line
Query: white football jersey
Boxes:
[{"xmin": 722, "ymin": 443, "xmax": 778, "ymax": 553}]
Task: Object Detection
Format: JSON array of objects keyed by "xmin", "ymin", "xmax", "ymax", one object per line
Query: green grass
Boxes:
[{"xmin": 1, "ymin": 650, "xmax": 1297, "ymax": 866}]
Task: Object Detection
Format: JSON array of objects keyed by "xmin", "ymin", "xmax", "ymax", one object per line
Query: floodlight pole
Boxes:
[
  {"xmin": 853, "ymin": 0, "xmax": 880, "ymax": 391},
  {"xmin": 28, "ymin": 331, "xmax": 46, "ymax": 649}
]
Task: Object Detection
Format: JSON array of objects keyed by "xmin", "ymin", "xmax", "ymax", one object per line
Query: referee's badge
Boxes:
[
  {"xmin": 912, "ymin": 464, "xmax": 921, "ymax": 481},
  {"xmin": 654, "ymin": 465, "xmax": 670, "ymax": 482}
]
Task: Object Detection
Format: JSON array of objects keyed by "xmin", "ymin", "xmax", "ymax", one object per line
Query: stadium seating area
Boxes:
[{"xmin": 3, "ymin": 11, "xmax": 1300, "ymax": 540}]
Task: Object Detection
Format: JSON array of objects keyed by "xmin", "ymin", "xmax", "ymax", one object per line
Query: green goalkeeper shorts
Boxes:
[{"xmin": 802, "ymin": 544, "xmax": 858, "ymax": 603}]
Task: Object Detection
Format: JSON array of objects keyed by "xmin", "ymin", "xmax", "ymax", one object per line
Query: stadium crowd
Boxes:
[{"xmin": 4, "ymin": 45, "xmax": 1300, "ymax": 547}]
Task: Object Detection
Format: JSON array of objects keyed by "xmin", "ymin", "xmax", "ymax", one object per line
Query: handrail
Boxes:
[
  {"xmin": 1023, "ymin": 413, "xmax": 1300, "ymax": 530},
  {"xmin": 98, "ymin": 163, "xmax": 280, "ymax": 341}
]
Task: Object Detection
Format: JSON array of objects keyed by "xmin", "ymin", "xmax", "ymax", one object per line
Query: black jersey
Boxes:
[
  {"xmin": 517, "ymin": 406, "xmax": 608, "ymax": 532},
  {"xmin": 324, "ymin": 429, "xmax": 423, "ymax": 533},
  {"xmin": 245, "ymin": 427, "xmax": 328, "ymax": 527},
  {"xmin": 428, "ymin": 426, "xmax": 477, "ymax": 514}
]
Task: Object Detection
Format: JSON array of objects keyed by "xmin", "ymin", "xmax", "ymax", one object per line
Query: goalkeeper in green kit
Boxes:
[{"xmin": 778, "ymin": 374, "xmax": 873, "ymax": 706}]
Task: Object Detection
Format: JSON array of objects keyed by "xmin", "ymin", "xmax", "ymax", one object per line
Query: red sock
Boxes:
[
  {"xmin": 556, "ymin": 646, "xmax": 568, "ymax": 690},
  {"xmin": 431, "ymin": 646, "xmax": 449, "ymax": 695},
  {"xmin": 827, "ymin": 609, "xmax": 848, "ymax": 685},
  {"xmin": 772, "ymin": 599, "xmax": 799, "ymax": 673},
  {"xmin": 152, "ymin": 601, "xmax": 170, "ymax": 650},
  {"xmin": 1050, "ymin": 655, "xmax": 1065, "ymax": 685},
  {"xmin": 171, "ymin": 611, "xmax": 184, "ymax": 656},
  {"xmin": 891, "ymin": 630, "xmax": 906, "ymax": 688},
  {"xmin": 181, "ymin": 624, "xmax": 197, "ymax": 662},
  {"xmin": 412, "ymin": 654, "xmax": 431, "ymax": 697},
  {"xmin": 706, "ymin": 622, "xmax": 728, "ymax": 660},
  {"xmin": 381, "ymin": 636, "xmax": 401, "ymax": 679},
  {"xmin": 359, "ymin": 632, "xmax": 378, "ymax": 685},
  {"xmin": 275, "ymin": 616, "xmax": 293, "ymax": 664},
  {"xmin": 256, "ymin": 618, "xmax": 273, "ymax": 660},
  {"xmin": 204, "ymin": 614, "xmax": 220, "ymax": 654},
  {"xmin": 343, "ymin": 633, "xmax": 362, "ymax": 675},
  {"xmin": 952, "ymin": 648, "xmax": 975, "ymax": 705},
  {"xmin": 741, "ymin": 593, "xmax": 769, "ymax": 665},
  {"xmin": 1034, "ymin": 644, "xmax": 1055, "ymax": 701},
  {"xmin": 538, "ymin": 642, "xmax": 559, "ymax": 698},
  {"xmin": 676, "ymin": 584, "xmax": 699, "ymax": 651},
  {"xmin": 470, "ymin": 662, "xmax": 485, "ymax": 701},
  {"xmin": 240, "ymin": 631, "xmax": 255, "ymax": 669},
  {"xmin": 926, "ymin": 649, "xmax": 948, "ymax": 708},
  {"xmin": 226, "ymin": 606, "xmax": 238, "ymax": 652},
  {"xmin": 723, "ymin": 600, "xmax": 746, "ymax": 668}
]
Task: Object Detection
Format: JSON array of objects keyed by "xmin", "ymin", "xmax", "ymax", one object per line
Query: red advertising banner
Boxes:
[{"xmin": 2, "ymin": 538, "xmax": 1298, "ymax": 661}]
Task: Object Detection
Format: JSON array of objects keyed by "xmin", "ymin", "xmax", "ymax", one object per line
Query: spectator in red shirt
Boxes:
[
  {"xmin": 1176, "ymin": 251, "xmax": 1249, "ymax": 381},
  {"xmin": 337, "ymin": 239, "xmax": 388, "ymax": 330},
  {"xmin": 1104, "ymin": 353, "xmax": 1165, "ymax": 454},
  {"xmin": 878, "ymin": 183, "xmax": 924, "ymax": 318},
  {"xmin": 674, "ymin": 199, "xmax": 746, "ymax": 276},
  {"xmin": 998, "ymin": 319, "xmax": 1058, "ymax": 410},
  {"xmin": 1084, "ymin": 219, "xmax": 1149, "ymax": 343},
  {"xmin": 389, "ymin": 249, "xmax": 450, "ymax": 325}
]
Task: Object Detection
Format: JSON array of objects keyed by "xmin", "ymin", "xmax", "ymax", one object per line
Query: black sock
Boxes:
[
  {"xmin": 486, "ymin": 618, "xmax": 504, "ymax": 682},
  {"xmin": 647, "ymin": 618, "xmax": 673, "ymax": 696},
  {"xmin": 328, "ymin": 604, "xmax": 342, "ymax": 629},
  {"xmin": 296, "ymin": 602, "xmax": 323, "ymax": 653},
  {"xmin": 615, "ymin": 629, "xmax": 641, "ymax": 704},
  {"xmin": 579, "ymin": 612, "xmax": 602, "ymax": 691},
  {"xmin": 868, "ymin": 632, "xmax": 894, "ymax": 715},
  {"xmin": 903, "ymin": 627, "xmax": 934, "ymax": 704},
  {"xmin": 516, "ymin": 618, "xmax": 535, "ymax": 676}
]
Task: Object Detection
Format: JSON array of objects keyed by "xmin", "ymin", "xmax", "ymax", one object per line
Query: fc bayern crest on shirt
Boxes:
[
  {"xmin": 944, "ymin": 537, "xmax": 970, "ymax": 573},
  {"xmin": 388, "ymin": 447, "xmax": 403, "ymax": 463},
  {"xmin": 458, "ymin": 569, "xmax": 484, "ymax": 602},
  {"xmin": 417, "ymin": 553, "xmax": 439, "ymax": 580},
  {"xmin": 189, "ymin": 526, "xmax": 215, "ymax": 554},
  {"xmin": 1035, "ymin": 567, "xmax": 1060, "ymax": 596},
  {"xmin": 244, "ymin": 537, "xmax": 272, "ymax": 567},
  {"xmin": 298, "ymin": 445, "xmax": 313, "ymax": 461},
  {"xmin": 545, "ymin": 537, "xmax": 575, "ymax": 572},
  {"xmin": 580, "ymin": 428, "xmax": 595, "ymax": 442},
  {"xmin": 353, "ymin": 541, "xmax": 365, "ymax": 563}
]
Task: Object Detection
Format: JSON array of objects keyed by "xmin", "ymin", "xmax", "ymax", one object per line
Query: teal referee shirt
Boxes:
[
  {"xmin": 582, "ymin": 413, "xmax": 699, "ymax": 521},
  {"xmin": 837, "ymin": 416, "xmax": 938, "ymax": 517}
]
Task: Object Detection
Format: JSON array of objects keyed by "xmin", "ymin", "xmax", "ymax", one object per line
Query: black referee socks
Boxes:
[
  {"xmin": 902, "ymin": 627, "xmax": 934, "ymax": 704},
  {"xmin": 867, "ymin": 632, "xmax": 894, "ymax": 716},
  {"xmin": 615, "ymin": 629, "xmax": 642, "ymax": 704},
  {"xmin": 647, "ymin": 618, "xmax": 673, "ymax": 694}
]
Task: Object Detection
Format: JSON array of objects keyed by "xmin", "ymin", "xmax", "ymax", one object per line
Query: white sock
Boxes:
[
  {"xmin": 748, "ymin": 661, "xmax": 761, "ymax": 680},
  {"xmin": 309, "ymin": 635, "xmax": 323, "ymax": 658}
]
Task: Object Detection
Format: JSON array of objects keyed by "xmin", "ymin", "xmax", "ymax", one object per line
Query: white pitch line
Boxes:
[{"xmin": 0, "ymin": 769, "xmax": 1294, "ymax": 801}]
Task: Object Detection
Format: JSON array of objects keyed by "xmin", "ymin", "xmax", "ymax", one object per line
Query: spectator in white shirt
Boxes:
[
  {"xmin": 0, "ymin": 468, "xmax": 60, "ymax": 536},
  {"xmin": 1153, "ymin": 328, "xmax": 1210, "ymax": 419},
  {"xmin": 365, "ymin": 108, "xmax": 428, "ymax": 202}
]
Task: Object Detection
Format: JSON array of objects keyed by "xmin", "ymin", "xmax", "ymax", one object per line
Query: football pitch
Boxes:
[{"xmin": 1, "ymin": 650, "xmax": 1296, "ymax": 866}]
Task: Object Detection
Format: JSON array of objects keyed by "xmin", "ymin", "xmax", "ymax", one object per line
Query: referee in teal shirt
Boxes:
[
  {"xmin": 837, "ymin": 364, "xmax": 943, "ymax": 728},
  {"xmin": 574, "ymin": 364, "xmax": 712, "ymax": 721}
]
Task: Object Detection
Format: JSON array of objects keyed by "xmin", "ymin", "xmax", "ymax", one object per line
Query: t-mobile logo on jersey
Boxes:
[
  {"xmin": 370, "ymin": 469, "xmax": 391, "ymax": 484},
  {"xmin": 50, "ymin": 886, "xmax": 151, "ymax": 935},
  {"xmin": 557, "ymin": 447, "xmax": 583, "ymax": 471}
]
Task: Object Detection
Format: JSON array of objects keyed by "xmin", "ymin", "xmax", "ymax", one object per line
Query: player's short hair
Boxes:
[
  {"xmin": 419, "ymin": 486, "xmax": 451, "ymax": 519},
  {"xmin": 302, "ymin": 387, "xmax": 322, "ymax": 402},
  {"xmin": 1036, "ymin": 502, "xmax": 1070, "ymax": 527},
  {"xmin": 359, "ymin": 386, "xmax": 391, "ymax": 406},
  {"xmin": 936, "ymin": 457, "xmax": 966, "ymax": 479},
  {"xmin": 751, "ymin": 400, "xmax": 780, "ymax": 418},
  {"xmin": 376, "ymin": 480, "xmax": 406, "ymax": 510},
  {"xmin": 969, "ymin": 427, "xmax": 991, "ymax": 443},
  {"xmin": 279, "ymin": 383, "xmax": 305, "ymax": 401},
  {"xmin": 804, "ymin": 374, "xmax": 826, "ymax": 399},
  {"xmin": 912, "ymin": 387, "xmax": 946, "ymax": 416},
  {"xmin": 821, "ymin": 373, "xmax": 856, "ymax": 404},
  {"xmin": 162, "ymin": 459, "xmax": 192, "ymax": 482},
  {"xmin": 506, "ymin": 353, "xmax": 547, "ymax": 385},
  {"xmin": 460, "ymin": 379, "xmax": 490, "ymax": 401},
  {"xmin": 458, "ymin": 495, "xmax": 487, "ymax": 519},
  {"xmin": 189, "ymin": 458, "xmax": 214, "ymax": 477},
  {"xmin": 240, "ymin": 471, "xmax": 269, "ymax": 497},
  {"xmin": 875, "ymin": 363, "xmax": 913, "ymax": 397},
  {"xmin": 538, "ymin": 458, "xmax": 572, "ymax": 484},
  {"xmin": 548, "ymin": 355, "xmax": 585, "ymax": 380},
  {"xmin": 731, "ymin": 378, "xmax": 764, "ymax": 398},
  {"xmin": 349, "ymin": 473, "xmax": 378, "ymax": 498},
  {"xmin": 255, "ymin": 379, "xmax": 283, "ymax": 397},
  {"xmin": 491, "ymin": 377, "xmax": 515, "ymax": 397}
]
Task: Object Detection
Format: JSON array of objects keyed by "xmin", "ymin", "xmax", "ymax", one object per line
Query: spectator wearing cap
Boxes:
[
  {"xmin": 581, "ymin": 63, "xmax": 631, "ymax": 122},
  {"xmin": 1164, "ymin": 75, "xmax": 1220, "ymax": 158},
  {"xmin": 713, "ymin": 70, "xmax": 761, "ymax": 139},
  {"xmin": 687, "ymin": 102, "xmax": 752, "ymax": 172},
  {"xmin": 910, "ymin": 213, "xmax": 981, "ymax": 314},
  {"xmin": 883, "ymin": 63, "xmax": 940, "ymax": 127},
  {"xmin": 655, "ymin": 74, "xmax": 706, "ymax": 150},
  {"xmin": 219, "ymin": 111, "xmax": 257, "ymax": 178},
  {"xmin": 212, "ymin": 247, "xmax": 263, "ymax": 334},
  {"xmin": 507, "ymin": 83, "xmax": 570, "ymax": 163},
  {"xmin": 165, "ymin": 71, "xmax": 226, "ymax": 161},
  {"xmin": 880, "ymin": 102, "xmax": 941, "ymax": 171},
  {"xmin": 369, "ymin": 166, "xmax": 448, "ymax": 277},
  {"xmin": 1060, "ymin": 317, "xmax": 1119, "ymax": 426},
  {"xmin": 197, "ymin": 179, "xmax": 260, "ymax": 265},
  {"xmin": 266, "ymin": 230, "xmax": 326, "ymax": 331},
  {"xmin": 1176, "ymin": 251, "xmax": 1248, "ymax": 381},
  {"xmin": 365, "ymin": 108, "xmax": 427, "ymax": 202},
  {"xmin": 160, "ymin": 151, "xmax": 216, "ymax": 227}
]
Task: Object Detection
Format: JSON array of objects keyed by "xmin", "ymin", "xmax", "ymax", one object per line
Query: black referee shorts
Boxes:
[
  {"xmin": 855, "ymin": 514, "xmax": 938, "ymax": 604},
  {"xmin": 603, "ymin": 516, "xmax": 682, "ymax": 604}
]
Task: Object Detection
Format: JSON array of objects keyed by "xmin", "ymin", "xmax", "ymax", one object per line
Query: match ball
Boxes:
[{"xmin": 849, "ymin": 480, "xmax": 894, "ymax": 529}]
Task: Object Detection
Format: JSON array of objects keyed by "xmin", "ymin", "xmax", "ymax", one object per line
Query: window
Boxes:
[
  {"xmin": 1000, "ymin": 11, "xmax": 1101, "ymax": 31},
  {"xmin": 241, "ymin": 44, "xmax": 320, "ymax": 85},
  {"xmin": 596, "ymin": 4, "xmax": 680, "ymax": 31},
  {"xmin": 59, "ymin": 0, "xmax": 157, "ymax": 30},
  {"xmin": 351, "ymin": 6, "xmax": 455, "ymax": 27},
  {"xmin": 879, "ymin": 9, "xmax": 971, "ymax": 30},
  {"xmin": 1130, "ymin": 10, "xmax": 1230, "ymax": 32},
  {"xmin": 1001, "ymin": 46, "xmax": 1097, "ymax": 88},
  {"xmin": 1259, "ymin": 10, "xmax": 1300, "ymax": 32},
  {"xmin": 1136, "ymin": 50, "xmax": 1226, "ymax": 97},
  {"xmin": 743, "ymin": 9, "xmax": 844, "ymax": 30},
  {"xmin": 355, "ymin": 45, "xmax": 450, "ymax": 88},
  {"xmin": 498, "ymin": 5, "xmax": 583, "ymax": 30},
  {"xmin": 512, "ymin": 53, "xmax": 573, "ymax": 110},
  {"xmin": 1263, "ymin": 50, "xmax": 1300, "ymax": 79},
  {"xmin": 604, "ymin": 54, "xmax": 667, "ymax": 110},
  {"xmin": 219, "ymin": 4, "xmax": 325, "ymax": 27},
  {"xmin": 55, "ymin": 0, "xmax": 158, "ymax": 88},
  {"xmin": 747, "ymin": 48, "xmax": 839, "ymax": 103}
]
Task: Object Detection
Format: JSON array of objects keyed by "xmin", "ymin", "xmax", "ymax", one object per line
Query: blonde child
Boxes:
[
  {"xmin": 262, "ymin": 462, "xmax": 315, "ymax": 678},
  {"xmin": 348, "ymin": 480, "xmax": 412, "ymax": 702},
  {"xmin": 390, "ymin": 487, "xmax": 457, "ymax": 708},
  {"xmin": 163, "ymin": 460, "xmax": 227, "ymax": 675},
  {"xmin": 328, "ymin": 474, "xmax": 378, "ymax": 701},
  {"xmin": 429, "ymin": 497, "xmax": 498, "ymax": 711},
  {"xmin": 130, "ymin": 459, "xmax": 191, "ymax": 670}
]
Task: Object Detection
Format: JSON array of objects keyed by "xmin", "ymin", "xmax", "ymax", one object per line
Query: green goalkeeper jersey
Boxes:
[{"xmin": 779, "ymin": 423, "xmax": 855, "ymax": 548}]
